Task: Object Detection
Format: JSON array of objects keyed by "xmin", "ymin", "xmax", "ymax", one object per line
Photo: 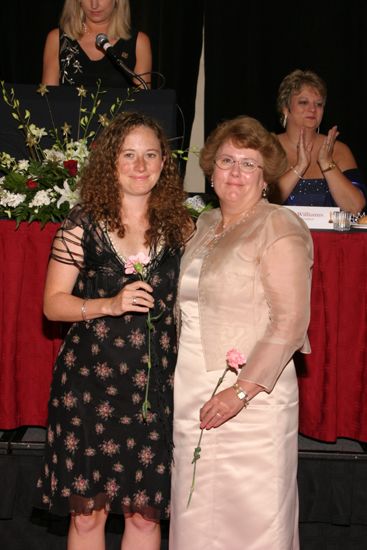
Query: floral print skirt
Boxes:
[{"xmin": 35, "ymin": 311, "xmax": 176, "ymax": 522}]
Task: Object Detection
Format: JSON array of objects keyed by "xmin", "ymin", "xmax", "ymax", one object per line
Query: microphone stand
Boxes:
[
  {"xmin": 114, "ymin": 58, "xmax": 149, "ymax": 91},
  {"xmin": 95, "ymin": 34, "xmax": 149, "ymax": 91}
]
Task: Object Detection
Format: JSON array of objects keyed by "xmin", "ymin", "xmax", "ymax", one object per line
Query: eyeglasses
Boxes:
[{"xmin": 214, "ymin": 156, "xmax": 263, "ymax": 173}]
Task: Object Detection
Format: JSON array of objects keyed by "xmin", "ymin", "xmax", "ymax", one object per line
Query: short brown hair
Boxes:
[
  {"xmin": 80, "ymin": 112, "xmax": 192, "ymax": 249},
  {"xmin": 200, "ymin": 116, "xmax": 287, "ymax": 184},
  {"xmin": 277, "ymin": 69, "xmax": 327, "ymax": 124}
]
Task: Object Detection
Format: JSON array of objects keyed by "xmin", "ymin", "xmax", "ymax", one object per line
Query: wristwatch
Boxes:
[
  {"xmin": 232, "ymin": 383, "xmax": 250, "ymax": 408},
  {"xmin": 321, "ymin": 161, "xmax": 337, "ymax": 173}
]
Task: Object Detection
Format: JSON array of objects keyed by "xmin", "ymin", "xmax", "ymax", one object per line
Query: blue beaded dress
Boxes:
[{"xmin": 283, "ymin": 168, "xmax": 366, "ymax": 207}]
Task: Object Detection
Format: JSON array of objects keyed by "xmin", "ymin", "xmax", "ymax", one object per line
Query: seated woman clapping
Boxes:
[{"xmin": 274, "ymin": 69, "xmax": 366, "ymax": 214}]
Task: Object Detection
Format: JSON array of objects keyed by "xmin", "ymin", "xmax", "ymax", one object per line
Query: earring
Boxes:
[
  {"xmin": 317, "ymin": 126, "xmax": 320, "ymax": 134},
  {"xmin": 262, "ymin": 186, "xmax": 268, "ymax": 198},
  {"xmin": 282, "ymin": 113, "xmax": 287, "ymax": 129},
  {"xmin": 210, "ymin": 176, "xmax": 214, "ymax": 188}
]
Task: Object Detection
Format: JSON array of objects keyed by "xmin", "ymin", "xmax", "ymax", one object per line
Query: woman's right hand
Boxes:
[
  {"xmin": 295, "ymin": 127, "xmax": 312, "ymax": 174},
  {"xmin": 109, "ymin": 281, "xmax": 154, "ymax": 316}
]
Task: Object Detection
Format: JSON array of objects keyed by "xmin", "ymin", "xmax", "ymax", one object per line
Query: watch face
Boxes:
[{"xmin": 233, "ymin": 383, "xmax": 248, "ymax": 401}]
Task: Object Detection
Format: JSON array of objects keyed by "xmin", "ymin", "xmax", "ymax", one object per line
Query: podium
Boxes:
[{"xmin": 0, "ymin": 84, "xmax": 178, "ymax": 159}]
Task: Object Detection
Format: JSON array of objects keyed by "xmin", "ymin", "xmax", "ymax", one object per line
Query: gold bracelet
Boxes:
[
  {"xmin": 232, "ymin": 383, "xmax": 250, "ymax": 408},
  {"xmin": 290, "ymin": 166, "xmax": 303, "ymax": 179},
  {"xmin": 321, "ymin": 161, "xmax": 337, "ymax": 173},
  {"xmin": 81, "ymin": 299, "xmax": 89, "ymax": 322}
]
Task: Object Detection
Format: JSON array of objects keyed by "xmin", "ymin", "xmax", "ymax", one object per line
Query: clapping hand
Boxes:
[
  {"xmin": 318, "ymin": 125, "xmax": 339, "ymax": 169},
  {"xmin": 296, "ymin": 127, "xmax": 313, "ymax": 174}
]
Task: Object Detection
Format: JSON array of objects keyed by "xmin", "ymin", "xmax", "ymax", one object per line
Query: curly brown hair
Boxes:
[
  {"xmin": 79, "ymin": 112, "xmax": 192, "ymax": 249},
  {"xmin": 200, "ymin": 116, "xmax": 288, "ymax": 185},
  {"xmin": 277, "ymin": 69, "xmax": 327, "ymax": 126}
]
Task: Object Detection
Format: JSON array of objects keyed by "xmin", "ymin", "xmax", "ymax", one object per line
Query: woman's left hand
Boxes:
[
  {"xmin": 199, "ymin": 387, "xmax": 245, "ymax": 430},
  {"xmin": 318, "ymin": 125, "xmax": 339, "ymax": 168}
]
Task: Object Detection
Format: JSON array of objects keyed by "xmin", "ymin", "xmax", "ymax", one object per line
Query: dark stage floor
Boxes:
[{"xmin": 1, "ymin": 427, "xmax": 367, "ymax": 550}]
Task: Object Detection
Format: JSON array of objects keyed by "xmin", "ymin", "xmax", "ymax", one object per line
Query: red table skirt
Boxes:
[
  {"xmin": 299, "ymin": 230, "xmax": 367, "ymax": 442},
  {"xmin": 0, "ymin": 221, "xmax": 62, "ymax": 429},
  {"xmin": 0, "ymin": 222, "xmax": 366, "ymax": 441}
]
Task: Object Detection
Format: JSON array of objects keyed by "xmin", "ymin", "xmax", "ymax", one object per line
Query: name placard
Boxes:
[{"xmin": 284, "ymin": 206, "xmax": 340, "ymax": 229}]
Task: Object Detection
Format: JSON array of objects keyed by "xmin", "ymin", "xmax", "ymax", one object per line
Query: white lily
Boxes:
[
  {"xmin": 17, "ymin": 159, "xmax": 30, "ymax": 172},
  {"xmin": 54, "ymin": 180, "xmax": 80, "ymax": 208},
  {"xmin": 28, "ymin": 124, "xmax": 48, "ymax": 140}
]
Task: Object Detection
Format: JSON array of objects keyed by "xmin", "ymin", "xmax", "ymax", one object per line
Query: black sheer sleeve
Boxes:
[{"xmin": 50, "ymin": 204, "xmax": 90, "ymax": 269}]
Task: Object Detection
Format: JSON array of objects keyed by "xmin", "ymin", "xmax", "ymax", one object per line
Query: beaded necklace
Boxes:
[{"xmin": 193, "ymin": 202, "xmax": 259, "ymax": 259}]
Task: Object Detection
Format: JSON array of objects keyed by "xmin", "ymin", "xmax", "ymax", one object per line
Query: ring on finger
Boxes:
[{"xmin": 132, "ymin": 297, "xmax": 137, "ymax": 305}]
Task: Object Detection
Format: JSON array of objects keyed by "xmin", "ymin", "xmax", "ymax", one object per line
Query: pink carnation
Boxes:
[
  {"xmin": 226, "ymin": 348, "xmax": 246, "ymax": 372},
  {"xmin": 124, "ymin": 253, "xmax": 151, "ymax": 275}
]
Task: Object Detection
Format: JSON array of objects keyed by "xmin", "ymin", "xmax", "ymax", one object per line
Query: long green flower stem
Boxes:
[
  {"xmin": 142, "ymin": 311, "xmax": 153, "ymax": 420},
  {"xmin": 187, "ymin": 366, "xmax": 230, "ymax": 507}
]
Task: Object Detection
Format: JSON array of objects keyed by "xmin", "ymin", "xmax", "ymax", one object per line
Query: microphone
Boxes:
[{"xmin": 95, "ymin": 33, "xmax": 148, "ymax": 90}]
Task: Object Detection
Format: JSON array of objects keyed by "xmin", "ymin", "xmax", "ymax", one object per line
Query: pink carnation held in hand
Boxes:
[
  {"xmin": 187, "ymin": 346, "xmax": 246, "ymax": 507},
  {"xmin": 226, "ymin": 348, "xmax": 246, "ymax": 372},
  {"xmin": 124, "ymin": 253, "xmax": 150, "ymax": 275}
]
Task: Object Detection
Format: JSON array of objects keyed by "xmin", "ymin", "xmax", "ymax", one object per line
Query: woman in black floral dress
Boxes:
[{"xmin": 35, "ymin": 112, "xmax": 193, "ymax": 550}]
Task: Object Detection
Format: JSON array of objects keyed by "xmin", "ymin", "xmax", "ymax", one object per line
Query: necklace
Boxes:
[
  {"xmin": 193, "ymin": 203, "xmax": 259, "ymax": 259},
  {"xmin": 215, "ymin": 204, "xmax": 258, "ymax": 236},
  {"xmin": 102, "ymin": 222, "xmax": 165, "ymax": 267},
  {"xmin": 104, "ymin": 228, "xmax": 128, "ymax": 266},
  {"xmin": 82, "ymin": 22, "xmax": 102, "ymax": 39}
]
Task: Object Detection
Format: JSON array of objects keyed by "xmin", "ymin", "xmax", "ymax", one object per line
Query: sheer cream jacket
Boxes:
[{"xmin": 178, "ymin": 200, "xmax": 314, "ymax": 392}]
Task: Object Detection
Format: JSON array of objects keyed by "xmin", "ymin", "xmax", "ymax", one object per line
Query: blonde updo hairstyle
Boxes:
[
  {"xmin": 60, "ymin": 0, "xmax": 131, "ymax": 40},
  {"xmin": 200, "ymin": 116, "xmax": 288, "ymax": 185},
  {"xmin": 276, "ymin": 69, "xmax": 327, "ymax": 128}
]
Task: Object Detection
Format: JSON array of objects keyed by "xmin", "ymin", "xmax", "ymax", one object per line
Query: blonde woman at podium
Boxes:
[{"xmin": 42, "ymin": 0, "xmax": 152, "ymax": 88}]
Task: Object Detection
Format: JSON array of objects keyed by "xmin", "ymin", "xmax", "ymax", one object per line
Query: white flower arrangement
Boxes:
[
  {"xmin": 0, "ymin": 81, "xmax": 131, "ymax": 225},
  {"xmin": 184, "ymin": 194, "xmax": 215, "ymax": 219}
]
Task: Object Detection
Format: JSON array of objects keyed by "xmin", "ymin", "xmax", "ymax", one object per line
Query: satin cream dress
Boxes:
[{"xmin": 170, "ymin": 256, "xmax": 300, "ymax": 550}]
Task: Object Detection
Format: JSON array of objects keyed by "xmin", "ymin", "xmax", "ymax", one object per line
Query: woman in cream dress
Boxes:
[{"xmin": 169, "ymin": 116, "xmax": 313, "ymax": 550}]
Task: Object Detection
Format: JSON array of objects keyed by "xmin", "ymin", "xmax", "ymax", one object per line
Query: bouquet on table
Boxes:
[{"xmin": 0, "ymin": 81, "xmax": 133, "ymax": 225}]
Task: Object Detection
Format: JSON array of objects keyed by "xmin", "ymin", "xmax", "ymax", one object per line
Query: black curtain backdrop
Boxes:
[
  {"xmin": 203, "ymin": 0, "xmax": 367, "ymax": 174},
  {"xmin": 0, "ymin": 1, "xmax": 366, "ymax": 186},
  {"xmin": 0, "ymin": 1, "xmax": 64, "ymax": 83},
  {"xmin": 131, "ymin": 1, "xmax": 204, "ymax": 151}
]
